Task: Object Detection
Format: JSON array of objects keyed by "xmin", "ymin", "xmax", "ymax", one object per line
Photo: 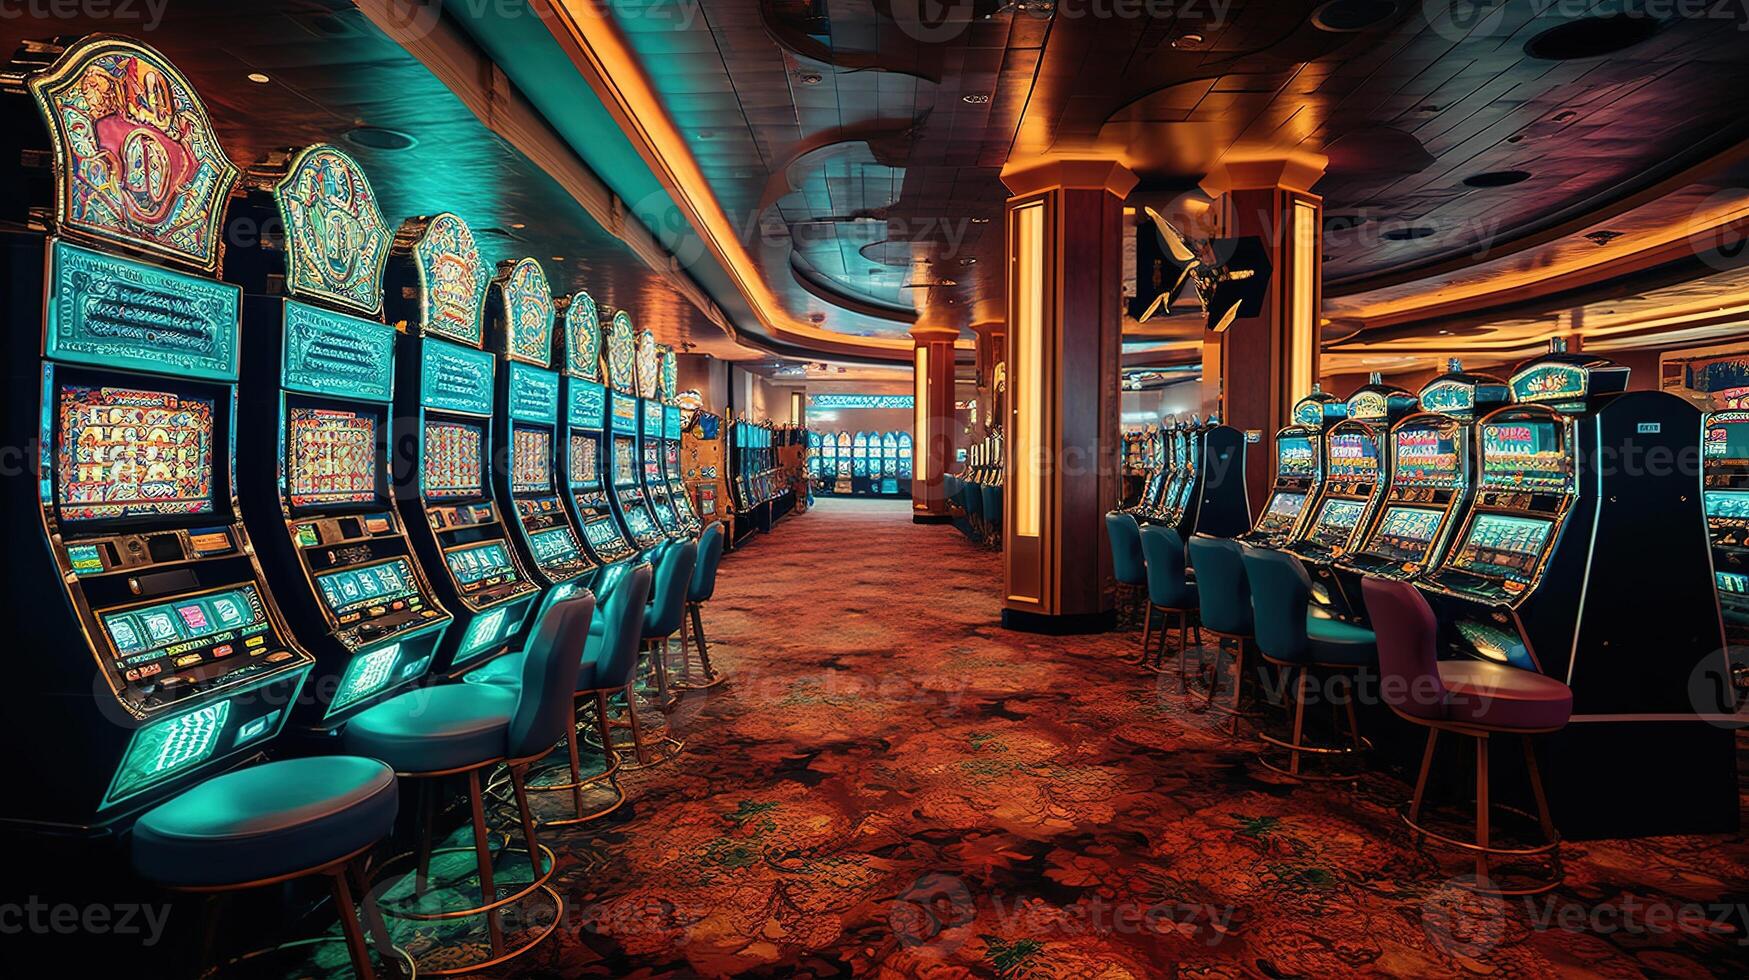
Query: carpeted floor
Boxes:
[{"xmin": 479, "ymin": 498, "xmax": 1749, "ymax": 978}]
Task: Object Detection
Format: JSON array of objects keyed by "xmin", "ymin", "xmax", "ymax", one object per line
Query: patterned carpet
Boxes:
[{"xmin": 461, "ymin": 498, "xmax": 1749, "ymax": 978}]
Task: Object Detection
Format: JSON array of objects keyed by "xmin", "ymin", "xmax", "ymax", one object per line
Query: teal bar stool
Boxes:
[
  {"xmin": 676, "ymin": 521, "xmax": 728, "ymax": 690},
  {"xmin": 1138, "ymin": 525, "xmax": 1200, "ymax": 681},
  {"xmin": 1105, "ymin": 510, "xmax": 1147, "ymax": 640},
  {"xmin": 1242, "ymin": 547, "xmax": 1376, "ymax": 779},
  {"xmin": 981, "ymin": 482, "xmax": 1003, "ymax": 549},
  {"xmin": 345, "ymin": 592, "xmax": 596, "ymax": 975},
  {"xmin": 131, "ymin": 756, "xmax": 406, "ymax": 979},
  {"xmin": 642, "ymin": 539, "xmax": 698, "ymax": 710},
  {"xmin": 963, "ymin": 476, "xmax": 985, "ymax": 539},
  {"xmin": 1186, "ymin": 535, "xmax": 1260, "ymax": 731}
]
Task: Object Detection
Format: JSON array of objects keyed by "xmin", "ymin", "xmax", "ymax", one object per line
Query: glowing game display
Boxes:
[
  {"xmin": 422, "ymin": 420, "xmax": 484, "ymax": 499},
  {"xmin": 1277, "ymin": 434, "xmax": 1315, "ymax": 479},
  {"xmin": 512, "ymin": 428, "xmax": 553, "ymax": 494},
  {"xmin": 1450, "ymin": 514, "xmax": 1554, "ymax": 583},
  {"xmin": 1705, "ymin": 416, "xmax": 1749, "ymax": 459},
  {"xmin": 528, "ymin": 526, "xmax": 582, "ymax": 568},
  {"xmin": 287, "ymin": 407, "xmax": 377, "ymax": 508},
  {"xmin": 58, "ymin": 385, "xmax": 216, "ymax": 521},
  {"xmin": 1481, "ymin": 420, "xmax": 1571, "ymax": 492},
  {"xmin": 1706, "ymin": 491, "xmax": 1749, "ymax": 520},
  {"xmin": 444, "ymin": 541, "xmax": 518, "ymax": 587},
  {"xmin": 1393, "ymin": 426, "xmax": 1462, "ymax": 488},
  {"xmin": 613, "ymin": 437, "xmax": 636, "ymax": 485},
  {"xmin": 1326, "ymin": 431, "xmax": 1379, "ymax": 480},
  {"xmin": 1368, "ymin": 506, "xmax": 1444, "ymax": 563},
  {"xmin": 315, "ymin": 559, "xmax": 420, "ymax": 617},
  {"xmin": 102, "ymin": 585, "xmax": 267, "ymax": 667},
  {"xmin": 570, "ymin": 435, "xmax": 599, "ymax": 486},
  {"xmin": 1255, "ymin": 492, "xmax": 1306, "ymax": 534},
  {"xmin": 1309, "ymin": 498, "xmax": 1366, "ymax": 547}
]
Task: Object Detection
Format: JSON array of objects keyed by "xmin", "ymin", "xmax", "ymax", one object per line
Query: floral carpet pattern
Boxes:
[{"xmin": 495, "ymin": 498, "xmax": 1749, "ymax": 978}]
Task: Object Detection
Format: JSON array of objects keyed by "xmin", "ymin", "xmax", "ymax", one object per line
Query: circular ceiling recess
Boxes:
[
  {"xmin": 1463, "ymin": 169, "xmax": 1533, "ymax": 188},
  {"xmin": 1311, "ymin": 0, "xmax": 1398, "ymax": 32},
  {"xmin": 1524, "ymin": 14, "xmax": 1663, "ymax": 60},
  {"xmin": 345, "ymin": 126, "xmax": 417, "ymax": 151},
  {"xmin": 1380, "ymin": 224, "xmax": 1437, "ymax": 241}
]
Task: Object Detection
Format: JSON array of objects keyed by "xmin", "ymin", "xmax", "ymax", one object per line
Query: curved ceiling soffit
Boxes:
[
  {"xmin": 754, "ymin": 119, "xmax": 921, "ymax": 216},
  {"xmin": 791, "ymin": 254, "xmax": 920, "ymax": 323},
  {"xmin": 758, "ymin": 0, "xmax": 940, "ymax": 83}
]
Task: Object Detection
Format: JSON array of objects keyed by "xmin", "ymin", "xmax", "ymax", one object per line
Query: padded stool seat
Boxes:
[
  {"xmin": 1305, "ymin": 616, "xmax": 1377, "ymax": 667},
  {"xmin": 1436, "ymin": 661, "xmax": 1574, "ymax": 731},
  {"xmin": 347, "ymin": 685, "xmax": 518, "ymax": 774},
  {"xmin": 133, "ymin": 756, "xmax": 397, "ymax": 888}
]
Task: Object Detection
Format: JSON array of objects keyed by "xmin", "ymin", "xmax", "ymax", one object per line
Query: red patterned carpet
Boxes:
[{"xmin": 500, "ymin": 498, "xmax": 1749, "ymax": 978}]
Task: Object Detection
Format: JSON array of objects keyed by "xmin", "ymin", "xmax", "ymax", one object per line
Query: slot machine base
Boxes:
[{"xmin": 1546, "ymin": 719, "xmax": 1740, "ymax": 840}]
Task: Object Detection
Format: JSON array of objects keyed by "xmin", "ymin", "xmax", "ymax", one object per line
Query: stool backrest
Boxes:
[
  {"xmin": 644, "ymin": 540, "xmax": 697, "ymax": 639},
  {"xmin": 982, "ymin": 484, "xmax": 1003, "ymax": 527},
  {"xmin": 1187, "ymin": 535, "xmax": 1252, "ymax": 635},
  {"xmin": 1105, "ymin": 511, "xmax": 1146, "ymax": 586},
  {"xmin": 596, "ymin": 562, "xmax": 654, "ymax": 689},
  {"xmin": 1139, "ymin": 525, "xmax": 1193, "ymax": 609},
  {"xmin": 689, "ymin": 521, "xmax": 726, "ymax": 603},
  {"xmin": 1361, "ymin": 576, "xmax": 1447, "ymax": 720},
  {"xmin": 1242, "ymin": 547, "xmax": 1311, "ymax": 663},
  {"xmin": 508, "ymin": 592, "xmax": 597, "ymax": 760}
]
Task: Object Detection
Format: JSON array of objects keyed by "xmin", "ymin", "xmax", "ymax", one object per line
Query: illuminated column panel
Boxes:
[{"xmin": 910, "ymin": 324, "xmax": 959, "ymax": 522}]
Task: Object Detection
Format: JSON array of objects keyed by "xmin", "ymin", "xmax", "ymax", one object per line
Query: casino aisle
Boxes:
[{"xmin": 357, "ymin": 496, "xmax": 1746, "ymax": 978}]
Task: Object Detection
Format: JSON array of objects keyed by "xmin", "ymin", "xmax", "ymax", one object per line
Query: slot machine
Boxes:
[
  {"xmin": 602, "ymin": 310, "xmax": 667, "ymax": 551},
  {"xmin": 488, "ymin": 257, "xmax": 599, "ymax": 620},
  {"xmin": 1134, "ymin": 423, "xmax": 1176, "ymax": 519},
  {"xmin": 384, "ymin": 213, "xmax": 542, "ymax": 677},
  {"xmin": 1333, "ymin": 361, "xmax": 1509, "ymax": 611},
  {"xmin": 1418, "ymin": 341, "xmax": 1733, "ymax": 838},
  {"xmin": 228, "ymin": 144, "xmax": 453, "ymax": 732},
  {"xmin": 555, "ymin": 291, "xmax": 640, "ymax": 566},
  {"xmin": 1177, "ymin": 415, "xmax": 1253, "ymax": 538},
  {"xmin": 635, "ymin": 328, "xmax": 684, "ymax": 538},
  {"xmin": 1702, "ymin": 410, "xmax": 1749, "ymax": 639},
  {"xmin": 0, "ymin": 37, "xmax": 314, "ymax": 827},
  {"xmin": 1237, "ymin": 385, "xmax": 1345, "ymax": 548},
  {"xmin": 658, "ymin": 346, "xmax": 703, "ymax": 533}
]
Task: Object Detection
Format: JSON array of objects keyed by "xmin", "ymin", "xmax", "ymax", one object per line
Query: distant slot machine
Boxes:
[
  {"xmin": 602, "ymin": 311, "xmax": 666, "ymax": 551},
  {"xmin": 554, "ymin": 291, "xmax": 639, "ymax": 565},
  {"xmin": 659, "ymin": 348, "xmax": 702, "ymax": 533},
  {"xmin": 1418, "ymin": 341, "xmax": 1733, "ymax": 838},
  {"xmin": 228, "ymin": 143, "xmax": 454, "ymax": 731},
  {"xmin": 0, "ymin": 37, "xmax": 314, "ymax": 827},
  {"xmin": 635, "ymin": 330, "xmax": 685, "ymax": 539},
  {"xmin": 384, "ymin": 213, "xmax": 541, "ymax": 677},
  {"xmin": 1237, "ymin": 385, "xmax": 1345, "ymax": 549},
  {"xmin": 1332, "ymin": 360, "xmax": 1510, "ymax": 620},
  {"xmin": 488, "ymin": 257, "xmax": 600, "ymax": 619},
  {"xmin": 1703, "ymin": 410, "xmax": 1749, "ymax": 638}
]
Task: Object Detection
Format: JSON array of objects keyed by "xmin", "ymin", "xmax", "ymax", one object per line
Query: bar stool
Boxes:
[
  {"xmin": 1138, "ymin": 525, "xmax": 1200, "ymax": 680},
  {"xmin": 964, "ymin": 477, "xmax": 985, "ymax": 540},
  {"xmin": 1362, "ymin": 577, "xmax": 1569, "ymax": 895},
  {"xmin": 1186, "ymin": 535, "xmax": 1260, "ymax": 730},
  {"xmin": 345, "ymin": 592, "xmax": 596, "ymax": 974},
  {"xmin": 468, "ymin": 563, "xmax": 653, "ymax": 825},
  {"xmin": 1105, "ymin": 510, "xmax": 1147, "ymax": 637},
  {"xmin": 981, "ymin": 483, "xmax": 1003, "ymax": 550},
  {"xmin": 1242, "ymin": 548, "xmax": 1376, "ymax": 779},
  {"xmin": 131, "ymin": 756, "xmax": 407, "ymax": 979},
  {"xmin": 675, "ymin": 521, "xmax": 727, "ymax": 690},
  {"xmin": 642, "ymin": 539, "xmax": 698, "ymax": 709}
]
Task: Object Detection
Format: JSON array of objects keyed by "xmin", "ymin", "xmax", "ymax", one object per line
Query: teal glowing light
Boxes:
[
  {"xmin": 458, "ymin": 607, "xmax": 510, "ymax": 663},
  {"xmin": 103, "ymin": 699, "xmax": 231, "ymax": 808},
  {"xmin": 421, "ymin": 338, "xmax": 496, "ymax": 415},
  {"xmin": 47, "ymin": 240, "xmax": 241, "ymax": 381},
  {"xmin": 282, "ymin": 302, "xmax": 395, "ymax": 401},
  {"xmin": 326, "ymin": 643, "xmax": 402, "ymax": 717}
]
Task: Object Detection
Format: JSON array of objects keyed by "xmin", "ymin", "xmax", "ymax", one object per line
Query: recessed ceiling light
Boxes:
[
  {"xmin": 698, "ymin": 130, "xmax": 716, "ymax": 140},
  {"xmin": 1310, "ymin": 0, "xmax": 1398, "ymax": 32},
  {"xmin": 1463, "ymin": 169, "xmax": 1533, "ymax": 188},
  {"xmin": 960, "ymin": 257, "xmax": 977, "ymax": 265},
  {"xmin": 796, "ymin": 71, "xmax": 823, "ymax": 85},
  {"xmin": 939, "ymin": 279, "xmax": 958, "ymax": 287},
  {"xmin": 246, "ymin": 72, "xmax": 270, "ymax": 84},
  {"xmin": 1525, "ymin": 14, "xmax": 1663, "ymax": 60},
  {"xmin": 510, "ymin": 222, "xmax": 526, "ymax": 230},
  {"xmin": 1584, "ymin": 230, "xmax": 1624, "ymax": 246},
  {"xmin": 1171, "ymin": 33, "xmax": 1205, "ymax": 49},
  {"xmin": 551, "ymin": 255, "xmax": 565, "ymax": 261},
  {"xmin": 344, "ymin": 126, "xmax": 417, "ymax": 151},
  {"xmin": 962, "ymin": 93, "xmax": 990, "ymax": 104},
  {"xmin": 1551, "ymin": 110, "xmax": 1579, "ymax": 123},
  {"xmin": 1381, "ymin": 224, "xmax": 1437, "ymax": 241}
]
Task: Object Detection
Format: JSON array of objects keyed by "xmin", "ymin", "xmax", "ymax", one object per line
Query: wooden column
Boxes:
[
  {"xmin": 911, "ymin": 324, "xmax": 959, "ymax": 523},
  {"xmin": 1001, "ymin": 161, "xmax": 1136, "ymax": 633},
  {"xmin": 1199, "ymin": 155, "xmax": 1327, "ymax": 517}
]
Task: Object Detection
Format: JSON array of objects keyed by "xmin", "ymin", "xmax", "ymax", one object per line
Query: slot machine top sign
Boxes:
[
  {"xmin": 271, "ymin": 144, "xmax": 391, "ymax": 317},
  {"xmin": 1292, "ymin": 386, "xmax": 1344, "ymax": 428},
  {"xmin": 397, "ymin": 212, "xmax": 489, "ymax": 347},
  {"xmin": 495, "ymin": 257, "xmax": 554, "ymax": 368},
  {"xmin": 605, "ymin": 310, "xmax": 636, "ymax": 394},
  {"xmin": 29, "ymin": 36, "xmax": 240, "ymax": 274},
  {"xmin": 636, "ymin": 329, "xmax": 661, "ymax": 400},
  {"xmin": 661, "ymin": 347, "xmax": 678, "ymax": 404},
  {"xmin": 561, "ymin": 291, "xmax": 601, "ymax": 382}
]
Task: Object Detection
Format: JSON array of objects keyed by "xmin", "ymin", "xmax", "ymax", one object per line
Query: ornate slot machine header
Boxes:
[
  {"xmin": 635, "ymin": 328, "xmax": 661, "ymax": 400},
  {"xmin": 266, "ymin": 144, "xmax": 390, "ymax": 318},
  {"xmin": 604, "ymin": 309, "xmax": 636, "ymax": 394},
  {"xmin": 1508, "ymin": 340, "xmax": 1628, "ymax": 413},
  {"xmin": 26, "ymin": 35, "xmax": 239, "ymax": 274},
  {"xmin": 391, "ymin": 212, "xmax": 489, "ymax": 348},
  {"xmin": 661, "ymin": 346, "xmax": 678, "ymax": 404},
  {"xmin": 1291, "ymin": 385, "xmax": 1344, "ymax": 428},
  {"xmin": 493, "ymin": 257, "xmax": 554, "ymax": 368},
  {"xmin": 558, "ymin": 291, "xmax": 602, "ymax": 382}
]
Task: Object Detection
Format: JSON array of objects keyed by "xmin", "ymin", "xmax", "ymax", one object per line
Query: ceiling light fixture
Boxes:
[
  {"xmin": 962, "ymin": 93, "xmax": 990, "ymax": 104},
  {"xmin": 1584, "ymin": 230, "xmax": 1624, "ymax": 246},
  {"xmin": 344, "ymin": 126, "xmax": 418, "ymax": 151},
  {"xmin": 1463, "ymin": 169, "xmax": 1533, "ymax": 188},
  {"xmin": 246, "ymin": 72, "xmax": 270, "ymax": 84}
]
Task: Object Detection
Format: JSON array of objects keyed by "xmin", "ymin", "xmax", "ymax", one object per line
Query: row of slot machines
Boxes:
[
  {"xmin": 966, "ymin": 430, "xmax": 1003, "ymax": 489},
  {"xmin": 1125, "ymin": 416, "xmax": 1253, "ymax": 539},
  {"xmin": 728, "ymin": 419, "xmax": 785, "ymax": 513},
  {"xmin": 1235, "ymin": 351, "xmax": 1734, "ymax": 839},
  {"xmin": 0, "ymin": 36, "xmax": 701, "ymax": 832}
]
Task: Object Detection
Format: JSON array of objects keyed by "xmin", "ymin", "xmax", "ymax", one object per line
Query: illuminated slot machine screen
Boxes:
[
  {"xmin": 665, "ymin": 440, "xmax": 680, "ymax": 472},
  {"xmin": 570, "ymin": 435, "xmax": 600, "ymax": 488},
  {"xmin": 511, "ymin": 428, "xmax": 554, "ymax": 495},
  {"xmin": 1706, "ymin": 490, "xmax": 1749, "ymax": 523},
  {"xmin": 1705, "ymin": 417, "xmax": 1749, "ymax": 465},
  {"xmin": 422, "ymin": 420, "xmax": 485, "ymax": 500},
  {"xmin": 444, "ymin": 540, "xmax": 519, "ymax": 589},
  {"xmin": 1366, "ymin": 506, "xmax": 1445, "ymax": 563},
  {"xmin": 56, "ymin": 384, "xmax": 217, "ymax": 523},
  {"xmin": 1277, "ymin": 434, "xmax": 1316, "ymax": 480},
  {"xmin": 1254, "ymin": 491, "xmax": 1307, "ymax": 536},
  {"xmin": 613, "ymin": 436, "xmax": 637, "ymax": 486},
  {"xmin": 1393, "ymin": 426, "xmax": 1462, "ymax": 488},
  {"xmin": 1480, "ymin": 420, "xmax": 1570, "ymax": 492},
  {"xmin": 287, "ymin": 406, "xmax": 380, "ymax": 510},
  {"xmin": 314, "ymin": 558, "xmax": 420, "ymax": 618},
  {"xmin": 643, "ymin": 440, "xmax": 662, "ymax": 482},
  {"xmin": 1308, "ymin": 498, "xmax": 1366, "ymax": 548},
  {"xmin": 528, "ymin": 526, "xmax": 582, "ymax": 567},
  {"xmin": 1326, "ymin": 431, "xmax": 1380, "ymax": 481},
  {"xmin": 1449, "ymin": 513, "xmax": 1554, "ymax": 583},
  {"xmin": 101, "ymin": 585, "xmax": 271, "ymax": 681}
]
